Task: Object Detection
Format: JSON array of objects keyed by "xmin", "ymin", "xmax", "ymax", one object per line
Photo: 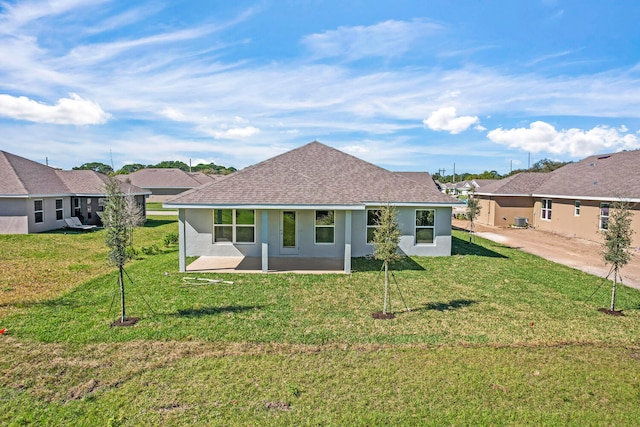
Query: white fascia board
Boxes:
[
  {"xmin": 362, "ymin": 201, "xmax": 464, "ymax": 207},
  {"xmin": 163, "ymin": 203, "xmax": 366, "ymax": 210},
  {"xmin": 475, "ymin": 192, "xmax": 532, "ymax": 197},
  {"xmin": 532, "ymin": 194, "xmax": 640, "ymax": 203}
]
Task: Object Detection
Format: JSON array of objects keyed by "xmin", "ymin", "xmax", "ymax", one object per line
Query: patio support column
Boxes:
[
  {"xmin": 178, "ymin": 209, "xmax": 186, "ymax": 272},
  {"xmin": 261, "ymin": 210, "xmax": 269, "ymax": 272},
  {"xmin": 344, "ymin": 210, "xmax": 352, "ymax": 273}
]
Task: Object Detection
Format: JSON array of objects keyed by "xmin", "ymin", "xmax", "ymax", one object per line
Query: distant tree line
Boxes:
[
  {"xmin": 432, "ymin": 158, "xmax": 570, "ymax": 183},
  {"xmin": 72, "ymin": 160, "xmax": 237, "ymax": 176}
]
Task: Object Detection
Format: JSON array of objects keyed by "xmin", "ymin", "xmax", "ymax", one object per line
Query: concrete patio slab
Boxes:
[{"xmin": 186, "ymin": 256, "xmax": 345, "ymax": 274}]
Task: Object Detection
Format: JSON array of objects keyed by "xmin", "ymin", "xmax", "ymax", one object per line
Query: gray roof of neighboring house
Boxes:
[
  {"xmin": 0, "ymin": 150, "xmax": 148, "ymax": 197},
  {"xmin": 475, "ymin": 173, "xmax": 552, "ymax": 196},
  {"xmin": 472, "ymin": 179, "xmax": 499, "ymax": 189},
  {"xmin": 474, "ymin": 149, "xmax": 640, "ymax": 201},
  {"xmin": 118, "ymin": 168, "xmax": 219, "ymax": 189},
  {"xmin": 167, "ymin": 141, "xmax": 461, "ymax": 206},
  {"xmin": 533, "ymin": 150, "xmax": 640, "ymax": 200}
]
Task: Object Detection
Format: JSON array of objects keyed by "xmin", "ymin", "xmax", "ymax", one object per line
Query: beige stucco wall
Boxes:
[
  {"xmin": 533, "ymin": 198, "xmax": 640, "ymax": 247},
  {"xmin": 476, "ymin": 196, "xmax": 534, "ymax": 227},
  {"xmin": 0, "ymin": 198, "xmax": 29, "ymax": 234}
]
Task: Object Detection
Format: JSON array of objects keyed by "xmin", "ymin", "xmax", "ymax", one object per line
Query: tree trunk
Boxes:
[
  {"xmin": 383, "ymin": 261, "xmax": 389, "ymax": 314},
  {"xmin": 119, "ymin": 266, "xmax": 126, "ymax": 322},
  {"xmin": 610, "ymin": 268, "xmax": 617, "ymax": 312}
]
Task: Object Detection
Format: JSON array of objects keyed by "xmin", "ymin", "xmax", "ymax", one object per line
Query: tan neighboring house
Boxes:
[
  {"xmin": 475, "ymin": 150, "xmax": 640, "ymax": 246},
  {"xmin": 118, "ymin": 168, "xmax": 223, "ymax": 202},
  {"xmin": 164, "ymin": 142, "xmax": 463, "ymax": 273},
  {"xmin": 0, "ymin": 151, "xmax": 149, "ymax": 234}
]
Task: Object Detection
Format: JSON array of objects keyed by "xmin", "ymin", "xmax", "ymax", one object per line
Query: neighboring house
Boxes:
[
  {"xmin": 438, "ymin": 179, "xmax": 498, "ymax": 196},
  {"xmin": 475, "ymin": 150, "xmax": 640, "ymax": 246},
  {"xmin": 0, "ymin": 151, "xmax": 149, "ymax": 234},
  {"xmin": 118, "ymin": 168, "xmax": 224, "ymax": 202},
  {"xmin": 164, "ymin": 141, "xmax": 463, "ymax": 273}
]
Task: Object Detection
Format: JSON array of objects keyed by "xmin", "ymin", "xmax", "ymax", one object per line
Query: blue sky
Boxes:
[{"xmin": 1, "ymin": 0, "xmax": 640, "ymax": 174}]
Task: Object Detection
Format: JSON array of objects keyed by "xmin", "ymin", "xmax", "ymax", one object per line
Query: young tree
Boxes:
[
  {"xmin": 124, "ymin": 193, "xmax": 145, "ymax": 248},
  {"xmin": 466, "ymin": 194, "xmax": 481, "ymax": 243},
  {"xmin": 103, "ymin": 176, "xmax": 134, "ymax": 323},
  {"xmin": 372, "ymin": 204, "xmax": 402, "ymax": 315},
  {"xmin": 601, "ymin": 201, "xmax": 634, "ymax": 312}
]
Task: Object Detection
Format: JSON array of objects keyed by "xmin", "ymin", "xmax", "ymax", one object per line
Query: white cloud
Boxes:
[
  {"xmin": 207, "ymin": 126, "xmax": 261, "ymax": 140},
  {"xmin": 302, "ymin": 19, "xmax": 443, "ymax": 61},
  {"xmin": 0, "ymin": 93, "xmax": 110, "ymax": 124},
  {"xmin": 487, "ymin": 121, "xmax": 640, "ymax": 157},
  {"xmin": 423, "ymin": 107, "xmax": 479, "ymax": 134}
]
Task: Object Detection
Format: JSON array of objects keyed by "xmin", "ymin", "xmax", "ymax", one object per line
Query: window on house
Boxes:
[
  {"xmin": 366, "ymin": 209, "xmax": 381, "ymax": 243},
  {"xmin": 73, "ymin": 198, "xmax": 80, "ymax": 217},
  {"xmin": 34, "ymin": 200, "xmax": 44, "ymax": 223},
  {"xmin": 541, "ymin": 199, "xmax": 552, "ymax": 220},
  {"xmin": 599, "ymin": 203, "xmax": 610, "ymax": 230},
  {"xmin": 55, "ymin": 199, "xmax": 63, "ymax": 220},
  {"xmin": 415, "ymin": 209, "xmax": 435, "ymax": 244},
  {"xmin": 213, "ymin": 209, "xmax": 255, "ymax": 243},
  {"xmin": 574, "ymin": 201, "xmax": 581, "ymax": 216},
  {"xmin": 315, "ymin": 210, "xmax": 335, "ymax": 244},
  {"xmin": 86, "ymin": 198, "xmax": 92, "ymax": 219}
]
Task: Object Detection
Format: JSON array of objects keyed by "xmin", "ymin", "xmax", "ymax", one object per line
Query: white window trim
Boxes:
[
  {"xmin": 366, "ymin": 208, "xmax": 381, "ymax": 244},
  {"xmin": 599, "ymin": 203, "xmax": 610, "ymax": 230},
  {"xmin": 55, "ymin": 198, "xmax": 64, "ymax": 221},
  {"xmin": 415, "ymin": 209, "xmax": 436, "ymax": 245},
  {"xmin": 574, "ymin": 201, "xmax": 581, "ymax": 216},
  {"xmin": 213, "ymin": 209, "xmax": 256, "ymax": 244},
  {"xmin": 34, "ymin": 199, "xmax": 44, "ymax": 223},
  {"xmin": 314, "ymin": 210, "xmax": 335, "ymax": 245},
  {"xmin": 541, "ymin": 199, "xmax": 552, "ymax": 221}
]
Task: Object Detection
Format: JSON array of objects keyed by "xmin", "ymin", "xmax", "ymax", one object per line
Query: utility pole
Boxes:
[
  {"xmin": 453, "ymin": 163, "xmax": 456, "ymax": 183},
  {"xmin": 528, "ymin": 152, "xmax": 531, "ymax": 169}
]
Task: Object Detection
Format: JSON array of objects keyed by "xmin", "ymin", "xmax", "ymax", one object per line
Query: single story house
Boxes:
[
  {"xmin": 474, "ymin": 150, "xmax": 640, "ymax": 246},
  {"xmin": 164, "ymin": 141, "xmax": 462, "ymax": 273},
  {"xmin": 0, "ymin": 150, "xmax": 149, "ymax": 234},
  {"xmin": 117, "ymin": 168, "xmax": 223, "ymax": 202}
]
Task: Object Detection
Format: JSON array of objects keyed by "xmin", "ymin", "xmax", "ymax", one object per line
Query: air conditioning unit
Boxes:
[{"xmin": 514, "ymin": 217, "xmax": 528, "ymax": 227}]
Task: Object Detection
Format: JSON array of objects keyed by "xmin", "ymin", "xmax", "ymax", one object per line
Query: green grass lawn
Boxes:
[
  {"xmin": 1, "ymin": 220, "xmax": 639, "ymax": 426},
  {"xmin": 146, "ymin": 201, "xmax": 176, "ymax": 211}
]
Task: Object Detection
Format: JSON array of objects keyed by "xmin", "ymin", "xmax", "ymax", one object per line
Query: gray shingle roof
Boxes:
[
  {"xmin": 167, "ymin": 142, "xmax": 460, "ymax": 206},
  {"xmin": 533, "ymin": 150, "xmax": 640, "ymax": 200},
  {"xmin": 475, "ymin": 173, "xmax": 552, "ymax": 196},
  {"xmin": 0, "ymin": 150, "xmax": 148, "ymax": 197},
  {"xmin": 117, "ymin": 168, "xmax": 218, "ymax": 189}
]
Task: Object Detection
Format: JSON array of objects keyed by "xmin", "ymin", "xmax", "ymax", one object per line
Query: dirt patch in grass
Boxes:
[
  {"xmin": 598, "ymin": 308, "xmax": 624, "ymax": 316},
  {"xmin": 371, "ymin": 311, "xmax": 395, "ymax": 319}
]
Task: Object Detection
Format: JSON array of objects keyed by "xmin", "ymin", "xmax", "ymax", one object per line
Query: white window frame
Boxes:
[
  {"xmin": 599, "ymin": 203, "xmax": 610, "ymax": 230},
  {"xmin": 314, "ymin": 210, "xmax": 335, "ymax": 245},
  {"xmin": 34, "ymin": 199, "xmax": 44, "ymax": 223},
  {"xmin": 366, "ymin": 209, "xmax": 381, "ymax": 244},
  {"xmin": 55, "ymin": 199, "xmax": 64, "ymax": 221},
  {"xmin": 574, "ymin": 201, "xmax": 581, "ymax": 216},
  {"xmin": 213, "ymin": 209, "xmax": 255, "ymax": 244},
  {"xmin": 541, "ymin": 199, "xmax": 552, "ymax": 221},
  {"xmin": 415, "ymin": 209, "xmax": 436, "ymax": 245}
]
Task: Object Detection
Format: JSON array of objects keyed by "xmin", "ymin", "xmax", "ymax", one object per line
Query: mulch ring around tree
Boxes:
[
  {"xmin": 110, "ymin": 317, "xmax": 140, "ymax": 327},
  {"xmin": 598, "ymin": 308, "xmax": 624, "ymax": 316},
  {"xmin": 371, "ymin": 311, "xmax": 395, "ymax": 320}
]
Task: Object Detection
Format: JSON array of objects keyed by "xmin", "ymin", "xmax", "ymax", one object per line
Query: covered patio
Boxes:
[{"xmin": 186, "ymin": 256, "xmax": 346, "ymax": 274}]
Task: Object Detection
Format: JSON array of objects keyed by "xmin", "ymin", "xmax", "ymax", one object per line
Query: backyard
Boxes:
[{"xmin": 1, "ymin": 217, "xmax": 639, "ymax": 425}]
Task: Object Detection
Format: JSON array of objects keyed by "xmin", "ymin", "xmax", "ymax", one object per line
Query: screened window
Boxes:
[
  {"xmin": 574, "ymin": 201, "xmax": 581, "ymax": 216},
  {"xmin": 73, "ymin": 198, "xmax": 81, "ymax": 217},
  {"xmin": 599, "ymin": 203, "xmax": 610, "ymax": 230},
  {"xmin": 86, "ymin": 198, "xmax": 92, "ymax": 219},
  {"xmin": 214, "ymin": 209, "xmax": 255, "ymax": 243},
  {"xmin": 415, "ymin": 210, "xmax": 435, "ymax": 244},
  {"xmin": 315, "ymin": 210, "xmax": 335, "ymax": 244},
  {"xmin": 366, "ymin": 209, "xmax": 381, "ymax": 243},
  {"xmin": 34, "ymin": 200, "xmax": 44, "ymax": 223},
  {"xmin": 541, "ymin": 199, "xmax": 552, "ymax": 220},
  {"xmin": 55, "ymin": 199, "xmax": 64, "ymax": 220}
]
